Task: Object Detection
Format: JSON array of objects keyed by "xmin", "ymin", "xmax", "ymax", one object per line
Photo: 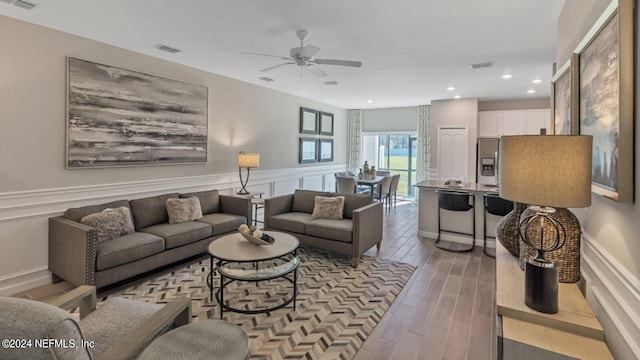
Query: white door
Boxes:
[{"xmin": 437, "ymin": 127, "xmax": 468, "ymax": 181}]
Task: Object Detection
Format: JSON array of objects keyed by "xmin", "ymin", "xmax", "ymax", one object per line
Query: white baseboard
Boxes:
[
  {"xmin": 582, "ymin": 231, "xmax": 640, "ymax": 360},
  {"xmin": 417, "ymin": 230, "xmax": 494, "ymax": 248},
  {"xmin": 0, "ymin": 266, "xmax": 50, "ymax": 296},
  {"xmin": 0, "ymin": 164, "xmax": 346, "ymax": 295}
]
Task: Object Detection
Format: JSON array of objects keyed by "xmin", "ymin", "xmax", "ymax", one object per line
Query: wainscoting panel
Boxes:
[
  {"xmin": 0, "ymin": 164, "xmax": 346, "ymax": 295},
  {"xmin": 582, "ymin": 231, "xmax": 640, "ymax": 360},
  {"xmin": 302, "ymin": 175, "xmax": 324, "ymax": 191}
]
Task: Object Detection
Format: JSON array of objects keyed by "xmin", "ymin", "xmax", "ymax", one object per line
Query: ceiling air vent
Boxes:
[
  {"xmin": 470, "ymin": 61, "xmax": 494, "ymax": 70},
  {"xmin": 13, "ymin": 0, "xmax": 37, "ymax": 10},
  {"xmin": 259, "ymin": 77, "xmax": 274, "ymax": 82},
  {"xmin": 323, "ymin": 81, "xmax": 338, "ymax": 86},
  {"xmin": 154, "ymin": 44, "xmax": 181, "ymax": 54}
]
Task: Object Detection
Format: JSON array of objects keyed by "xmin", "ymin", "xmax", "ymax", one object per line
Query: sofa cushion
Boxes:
[
  {"xmin": 64, "ymin": 200, "xmax": 131, "ymax": 223},
  {"xmin": 96, "ymin": 232, "xmax": 165, "ymax": 271},
  {"xmin": 312, "ymin": 196, "xmax": 345, "ymax": 220},
  {"xmin": 341, "ymin": 193, "xmax": 374, "ymax": 219},
  {"xmin": 0, "ymin": 297, "xmax": 92, "ymax": 360},
  {"xmin": 130, "ymin": 193, "xmax": 179, "ymax": 230},
  {"xmin": 268, "ymin": 212, "xmax": 315, "ymax": 234},
  {"xmin": 180, "ymin": 190, "xmax": 220, "ymax": 214},
  {"xmin": 197, "ymin": 213, "xmax": 247, "ymax": 236},
  {"xmin": 292, "ymin": 190, "xmax": 332, "ymax": 214},
  {"xmin": 305, "ymin": 218, "xmax": 353, "ymax": 243},
  {"xmin": 166, "ymin": 197, "xmax": 203, "ymax": 224},
  {"xmin": 141, "ymin": 221, "xmax": 212, "ymax": 249},
  {"xmin": 80, "ymin": 206, "xmax": 135, "ymax": 242}
]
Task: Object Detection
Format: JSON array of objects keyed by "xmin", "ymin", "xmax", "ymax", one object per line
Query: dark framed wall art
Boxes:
[
  {"xmin": 318, "ymin": 139, "xmax": 334, "ymax": 162},
  {"xmin": 66, "ymin": 57, "xmax": 208, "ymax": 168},
  {"xmin": 300, "ymin": 107, "xmax": 318, "ymax": 134},
  {"xmin": 299, "ymin": 137, "xmax": 317, "ymax": 164},
  {"xmin": 550, "ymin": 59, "xmax": 574, "ymax": 135},
  {"xmin": 574, "ymin": 0, "xmax": 633, "ymax": 202},
  {"xmin": 319, "ymin": 111, "xmax": 334, "ymax": 136}
]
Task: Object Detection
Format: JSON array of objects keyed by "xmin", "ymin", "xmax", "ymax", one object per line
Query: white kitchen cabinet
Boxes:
[{"xmin": 478, "ymin": 109, "xmax": 550, "ymax": 137}]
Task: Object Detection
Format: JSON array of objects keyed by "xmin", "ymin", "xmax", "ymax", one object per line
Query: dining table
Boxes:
[{"xmin": 357, "ymin": 176, "xmax": 385, "ymax": 194}]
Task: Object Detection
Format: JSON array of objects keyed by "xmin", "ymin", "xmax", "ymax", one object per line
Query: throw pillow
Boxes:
[
  {"xmin": 166, "ymin": 196, "xmax": 203, "ymax": 224},
  {"xmin": 311, "ymin": 196, "xmax": 345, "ymax": 220},
  {"xmin": 80, "ymin": 206, "xmax": 135, "ymax": 242}
]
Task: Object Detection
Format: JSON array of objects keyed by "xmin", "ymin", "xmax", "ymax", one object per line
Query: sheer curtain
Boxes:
[
  {"xmin": 346, "ymin": 109, "xmax": 362, "ymax": 173},
  {"xmin": 416, "ymin": 105, "xmax": 431, "ymax": 185}
]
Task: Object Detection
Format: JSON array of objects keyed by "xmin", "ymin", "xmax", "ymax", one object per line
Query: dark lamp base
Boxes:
[
  {"xmin": 236, "ymin": 189, "xmax": 250, "ymax": 195},
  {"xmin": 524, "ymin": 259, "xmax": 558, "ymax": 314}
]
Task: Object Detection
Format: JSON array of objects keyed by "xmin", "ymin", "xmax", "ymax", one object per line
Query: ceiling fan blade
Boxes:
[
  {"xmin": 307, "ymin": 65, "xmax": 327, "ymax": 78},
  {"xmin": 243, "ymin": 52, "xmax": 292, "ymax": 60},
  {"xmin": 313, "ymin": 59, "xmax": 362, "ymax": 67},
  {"xmin": 260, "ymin": 62, "xmax": 295, "ymax": 72},
  {"xmin": 300, "ymin": 45, "xmax": 321, "ymax": 58}
]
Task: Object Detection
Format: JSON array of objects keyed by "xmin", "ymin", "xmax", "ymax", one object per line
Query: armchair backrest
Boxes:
[
  {"xmin": 0, "ymin": 297, "xmax": 92, "ymax": 360},
  {"xmin": 335, "ymin": 176, "xmax": 357, "ymax": 194}
]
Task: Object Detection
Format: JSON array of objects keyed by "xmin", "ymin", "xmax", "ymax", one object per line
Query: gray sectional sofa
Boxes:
[
  {"xmin": 264, "ymin": 190, "xmax": 383, "ymax": 267},
  {"xmin": 49, "ymin": 190, "xmax": 250, "ymax": 288}
]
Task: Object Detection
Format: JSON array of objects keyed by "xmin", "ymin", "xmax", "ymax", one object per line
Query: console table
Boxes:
[{"xmin": 495, "ymin": 242, "xmax": 613, "ymax": 359}]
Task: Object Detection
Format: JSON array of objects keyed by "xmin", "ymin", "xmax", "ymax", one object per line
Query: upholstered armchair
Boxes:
[{"xmin": 0, "ymin": 286, "xmax": 191, "ymax": 360}]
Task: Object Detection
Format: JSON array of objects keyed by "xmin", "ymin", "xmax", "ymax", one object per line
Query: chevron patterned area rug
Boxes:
[{"xmin": 101, "ymin": 247, "xmax": 415, "ymax": 360}]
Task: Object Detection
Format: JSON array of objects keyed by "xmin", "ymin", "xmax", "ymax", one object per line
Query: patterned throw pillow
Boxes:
[
  {"xmin": 80, "ymin": 206, "xmax": 135, "ymax": 242},
  {"xmin": 311, "ymin": 196, "xmax": 345, "ymax": 220},
  {"xmin": 166, "ymin": 196, "xmax": 203, "ymax": 224}
]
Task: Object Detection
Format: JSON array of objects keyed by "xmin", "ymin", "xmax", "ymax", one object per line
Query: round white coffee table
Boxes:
[{"xmin": 208, "ymin": 231, "xmax": 299, "ymax": 319}]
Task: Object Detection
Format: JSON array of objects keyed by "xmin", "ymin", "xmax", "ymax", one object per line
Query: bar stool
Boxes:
[
  {"xmin": 483, "ymin": 193, "xmax": 514, "ymax": 258},
  {"xmin": 435, "ymin": 189, "xmax": 475, "ymax": 252}
]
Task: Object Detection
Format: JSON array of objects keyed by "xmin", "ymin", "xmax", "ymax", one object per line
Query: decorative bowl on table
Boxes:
[{"xmin": 237, "ymin": 225, "xmax": 275, "ymax": 246}]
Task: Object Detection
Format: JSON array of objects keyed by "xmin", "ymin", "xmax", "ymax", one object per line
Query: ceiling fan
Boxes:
[{"xmin": 244, "ymin": 30, "xmax": 362, "ymax": 79}]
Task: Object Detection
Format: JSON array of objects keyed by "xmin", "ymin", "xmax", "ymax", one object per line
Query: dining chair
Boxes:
[
  {"xmin": 374, "ymin": 175, "xmax": 392, "ymax": 211},
  {"xmin": 375, "ymin": 170, "xmax": 391, "ymax": 176},
  {"xmin": 388, "ymin": 174, "xmax": 400, "ymax": 210},
  {"xmin": 335, "ymin": 176, "xmax": 358, "ymax": 194}
]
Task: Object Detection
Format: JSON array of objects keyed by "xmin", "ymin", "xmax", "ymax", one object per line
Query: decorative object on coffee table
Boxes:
[
  {"xmin": 237, "ymin": 152, "xmax": 259, "ymax": 195},
  {"xmin": 500, "ymin": 135, "xmax": 592, "ymax": 314},
  {"xmin": 237, "ymin": 224, "xmax": 274, "ymax": 245}
]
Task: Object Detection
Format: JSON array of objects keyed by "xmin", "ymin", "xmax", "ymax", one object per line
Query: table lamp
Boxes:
[
  {"xmin": 499, "ymin": 135, "xmax": 592, "ymax": 313},
  {"xmin": 237, "ymin": 152, "xmax": 260, "ymax": 195}
]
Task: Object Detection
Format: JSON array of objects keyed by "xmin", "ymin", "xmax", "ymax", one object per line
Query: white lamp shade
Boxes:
[
  {"xmin": 499, "ymin": 135, "xmax": 592, "ymax": 208},
  {"xmin": 238, "ymin": 152, "xmax": 260, "ymax": 168}
]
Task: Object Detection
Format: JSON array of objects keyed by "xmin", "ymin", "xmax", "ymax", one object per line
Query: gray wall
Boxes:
[
  {"xmin": 558, "ymin": 1, "xmax": 640, "ymax": 358},
  {"xmin": 0, "ymin": 15, "xmax": 346, "ymax": 193},
  {"xmin": 362, "ymin": 107, "xmax": 418, "ymax": 133},
  {"xmin": 429, "ymin": 98, "xmax": 478, "ymax": 182},
  {"xmin": 478, "ymin": 98, "xmax": 550, "ymax": 111}
]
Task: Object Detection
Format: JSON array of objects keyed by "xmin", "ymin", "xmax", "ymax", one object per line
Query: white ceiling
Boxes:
[{"xmin": 0, "ymin": 0, "xmax": 564, "ymax": 109}]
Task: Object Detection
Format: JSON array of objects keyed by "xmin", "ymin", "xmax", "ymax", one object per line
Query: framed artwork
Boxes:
[
  {"xmin": 550, "ymin": 59, "xmax": 574, "ymax": 135},
  {"xmin": 300, "ymin": 107, "xmax": 318, "ymax": 134},
  {"xmin": 66, "ymin": 57, "xmax": 208, "ymax": 168},
  {"xmin": 299, "ymin": 137, "xmax": 317, "ymax": 164},
  {"xmin": 575, "ymin": 0, "xmax": 633, "ymax": 202},
  {"xmin": 318, "ymin": 139, "xmax": 334, "ymax": 162},
  {"xmin": 319, "ymin": 111, "xmax": 334, "ymax": 136}
]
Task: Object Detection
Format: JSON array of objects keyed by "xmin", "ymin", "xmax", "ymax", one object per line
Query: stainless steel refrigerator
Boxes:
[{"xmin": 476, "ymin": 138, "xmax": 500, "ymax": 185}]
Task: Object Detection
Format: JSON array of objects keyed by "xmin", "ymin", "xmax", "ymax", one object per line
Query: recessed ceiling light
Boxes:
[
  {"xmin": 447, "ymin": 86, "xmax": 456, "ymax": 91},
  {"xmin": 502, "ymin": 74, "xmax": 512, "ymax": 79},
  {"xmin": 367, "ymin": 99, "xmax": 373, "ymax": 103},
  {"xmin": 454, "ymin": 95, "xmax": 461, "ymax": 99},
  {"xmin": 527, "ymin": 89, "xmax": 536, "ymax": 94},
  {"xmin": 532, "ymin": 79, "xmax": 542, "ymax": 84}
]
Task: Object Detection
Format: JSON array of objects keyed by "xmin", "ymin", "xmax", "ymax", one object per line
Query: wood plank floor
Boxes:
[{"xmin": 14, "ymin": 200, "xmax": 496, "ymax": 360}]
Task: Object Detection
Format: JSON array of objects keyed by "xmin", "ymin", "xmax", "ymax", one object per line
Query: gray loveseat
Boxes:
[
  {"xmin": 49, "ymin": 190, "xmax": 250, "ymax": 288},
  {"xmin": 264, "ymin": 190, "xmax": 383, "ymax": 267}
]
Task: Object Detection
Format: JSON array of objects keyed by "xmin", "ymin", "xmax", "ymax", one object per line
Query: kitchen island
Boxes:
[{"xmin": 414, "ymin": 180, "xmax": 501, "ymax": 249}]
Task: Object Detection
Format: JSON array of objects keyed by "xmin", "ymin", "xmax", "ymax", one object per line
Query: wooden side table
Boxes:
[{"xmin": 232, "ymin": 191, "xmax": 265, "ymax": 226}]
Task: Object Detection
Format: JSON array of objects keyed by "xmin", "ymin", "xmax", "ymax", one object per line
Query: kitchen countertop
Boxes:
[{"xmin": 414, "ymin": 180, "xmax": 500, "ymax": 193}]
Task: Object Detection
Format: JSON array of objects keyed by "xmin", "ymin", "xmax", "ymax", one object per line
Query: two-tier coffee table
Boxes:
[{"xmin": 207, "ymin": 231, "xmax": 299, "ymax": 319}]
